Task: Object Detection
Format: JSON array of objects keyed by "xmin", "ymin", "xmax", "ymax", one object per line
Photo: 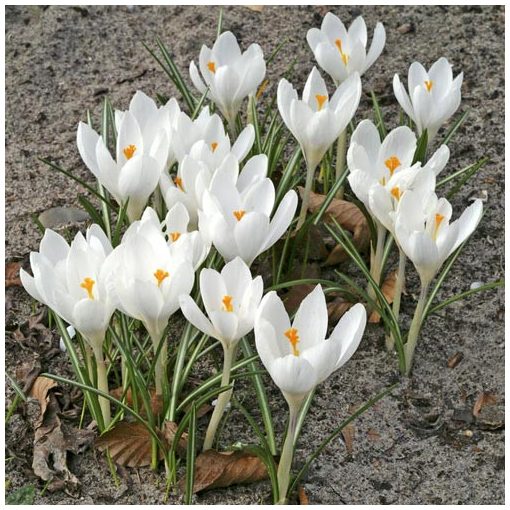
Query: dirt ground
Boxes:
[{"xmin": 5, "ymin": 5, "xmax": 504, "ymax": 505}]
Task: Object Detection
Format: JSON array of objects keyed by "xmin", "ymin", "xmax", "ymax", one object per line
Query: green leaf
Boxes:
[
  {"xmin": 446, "ymin": 157, "xmax": 488, "ymax": 199},
  {"xmin": 184, "ymin": 403, "xmax": 197, "ymax": 504},
  {"xmin": 370, "ymin": 91, "xmax": 386, "ymax": 138},
  {"xmin": 6, "ymin": 485, "xmax": 35, "ymax": 505},
  {"xmin": 442, "ymin": 109, "xmax": 469, "ymax": 146},
  {"xmin": 216, "ymin": 8, "xmax": 223, "ymax": 38},
  {"xmin": 412, "ymin": 129, "xmax": 428, "ymax": 164},
  {"xmin": 437, "ymin": 157, "xmax": 488, "ymax": 188}
]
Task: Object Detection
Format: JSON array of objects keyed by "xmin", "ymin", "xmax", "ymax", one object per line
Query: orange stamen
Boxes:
[
  {"xmin": 390, "ymin": 186, "xmax": 401, "ymax": 201},
  {"xmin": 222, "ymin": 295, "xmax": 234, "ymax": 312},
  {"xmin": 284, "ymin": 328, "xmax": 300, "ymax": 356},
  {"xmin": 233, "ymin": 210, "xmax": 246, "ymax": 221},
  {"xmin": 211, "ymin": 142, "xmax": 218, "ymax": 152},
  {"xmin": 315, "ymin": 94, "xmax": 327, "ymax": 111},
  {"xmin": 123, "ymin": 144, "xmax": 137, "ymax": 160},
  {"xmin": 174, "ymin": 177, "xmax": 184, "ymax": 191},
  {"xmin": 207, "ymin": 61, "xmax": 216, "ymax": 73},
  {"xmin": 424, "ymin": 80, "xmax": 433, "ymax": 92},
  {"xmin": 385, "ymin": 156, "xmax": 401, "ymax": 176},
  {"xmin": 433, "ymin": 213, "xmax": 445, "ymax": 240},
  {"xmin": 154, "ymin": 269, "xmax": 169, "ymax": 287},
  {"xmin": 335, "ymin": 39, "xmax": 349, "ymax": 65},
  {"xmin": 80, "ymin": 277, "xmax": 95, "ymax": 300},
  {"xmin": 170, "ymin": 232, "xmax": 181, "ymax": 242}
]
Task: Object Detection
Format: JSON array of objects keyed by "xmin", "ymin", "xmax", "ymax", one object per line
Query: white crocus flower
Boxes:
[
  {"xmin": 20, "ymin": 225, "xmax": 115, "ymax": 427},
  {"xmin": 189, "ymin": 30, "xmax": 266, "ymax": 128},
  {"xmin": 77, "ymin": 92, "xmax": 171, "ymax": 222},
  {"xmin": 254, "ymin": 285, "xmax": 366, "ymax": 502},
  {"xmin": 394, "ymin": 190, "xmax": 483, "ymax": 374},
  {"xmin": 107, "ymin": 212, "xmax": 195, "ymax": 394},
  {"xmin": 162, "ymin": 152, "xmax": 266, "ymax": 229},
  {"xmin": 179, "ymin": 257, "xmax": 263, "ymax": 450},
  {"xmin": 278, "ymin": 67, "xmax": 361, "ymax": 228},
  {"xmin": 307, "ymin": 12, "xmax": 386, "ymax": 85},
  {"xmin": 198, "ymin": 162, "xmax": 298, "ymax": 266},
  {"xmin": 393, "ymin": 57, "xmax": 463, "ymax": 142}
]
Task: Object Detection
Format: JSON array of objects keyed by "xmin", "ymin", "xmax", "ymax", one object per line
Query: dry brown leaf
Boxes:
[
  {"xmin": 368, "ymin": 270, "xmax": 398, "ymax": 323},
  {"xmin": 95, "ymin": 421, "xmax": 162, "ymax": 467},
  {"xmin": 183, "ymin": 449, "xmax": 268, "ymax": 493},
  {"xmin": 341, "ymin": 422, "xmax": 355, "ymax": 455},
  {"xmin": 247, "ymin": 5, "xmax": 264, "ymax": 12},
  {"xmin": 110, "ymin": 387, "xmax": 163, "ymax": 417},
  {"xmin": 447, "ymin": 351, "xmax": 464, "ymax": 369},
  {"xmin": 299, "ymin": 188, "xmax": 370, "ymax": 266},
  {"xmin": 29, "ymin": 376, "xmax": 58, "ymax": 422},
  {"xmin": 472, "ymin": 392, "xmax": 497, "ymax": 417},
  {"xmin": 281, "ymin": 262, "xmax": 320, "ymax": 314},
  {"xmin": 6, "ymin": 261, "xmax": 22, "ymax": 287},
  {"xmin": 298, "ymin": 485, "xmax": 310, "ymax": 504},
  {"xmin": 161, "ymin": 420, "xmax": 189, "ymax": 458},
  {"xmin": 367, "ymin": 428, "xmax": 382, "ymax": 442},
  {"xmin": 327, "ymin": 297, "xmax": 354, "ymax": 322}
]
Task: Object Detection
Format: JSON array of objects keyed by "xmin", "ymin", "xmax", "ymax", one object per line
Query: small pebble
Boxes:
[{"xmin": 470, "ymin": 281, "xmax": 484, "ymax": 290}]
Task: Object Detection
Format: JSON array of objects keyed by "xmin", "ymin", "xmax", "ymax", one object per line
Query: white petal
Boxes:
[{"xmin": 179, "ymin": 294, "xmax": 216, "ymax": 338}]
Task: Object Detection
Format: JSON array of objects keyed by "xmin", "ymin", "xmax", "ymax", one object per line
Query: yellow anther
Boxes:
[
  {"xmin": 207, "ymin": 61, "xmax": 216, "ymax": 73},
  {"xmin": 174, "ymin": 176, "xmax": 184, "ymax": 191},
  {"xmin": 315, "ymin": 94, "xmax": 328, "ymax": 111},
  {"xmin": 390, "ymin": 186, "xmax": 401, "ymax": 201},
  {"xmin": 233, "ymin": 210, "xmax": 246, "ymax": 221},
  {"xmin": 211, "ymin": 142, "xmax": 218, "ymax": 152},
  {"xmin": 424, "ymin": 80, "xmax": 433, "ymax": 92},
  {"xmin": 284, "ymin": 328, "xmax": 300, "ymax": 357},
  {"xmin": 433, "ymin": 213, "xmax": 445, "ymax": 240},
  {"xmin": 80, "ymin": 277, "xmax": 95, "ymax": 300},
  {"xmin": 222, "ymin": 295, "xmax": 234, "ymax": 312},
  {"xmin": 379, "ymin": 176, "xmax": 387, "ymax": 186},
  {"xmin": 170, "ymin": 232, "xmax": 181, "ymax": 242},
  {"xmin": 335, "ymin": 39, "xmax": 349, "ymax": 65},
  {"xmin": 385, "ymin": 155, "xmax": 401, "ymax": 176},
  {"xmin": 154, "ymin": 268, "xmax": 169, "ymax": 287},
  {"xmin": 123, "ymin": 144, "xmax": 137, "ymax": 160}
]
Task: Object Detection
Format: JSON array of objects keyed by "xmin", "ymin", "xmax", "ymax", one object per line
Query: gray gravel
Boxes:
[{"xmin": 5, "ymin": 5, "xmax": 504, "ymax": 505}]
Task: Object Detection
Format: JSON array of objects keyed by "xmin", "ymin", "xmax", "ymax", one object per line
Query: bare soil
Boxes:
[{"xmin": 5, "ymin": 5, "xmax": 504, "ymax": 505}]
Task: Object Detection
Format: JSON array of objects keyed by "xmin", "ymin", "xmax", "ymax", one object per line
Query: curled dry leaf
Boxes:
[
  {"xmin": 95, "ymin": 421, "xmax": 163, "ymax": 467},
  {"xmin": 6, "ymin": 261, "xmax": 22, "ymax": 287},
  {"xmin": 368, "ymin": 270, "xmax": 398, "ymax": 323},
  {"xmin": 341, "ymin": 422, "xmax": 355, "ymax": 455},
  {"xmin": 298, "ymin": 485, "xmax": 310, "ymax": 505},
  {"xmin": 29, "ymin": 376, "xmax": 94, "ymax": 494},
  {"xmin": 472, "ymin": 392, "xmax": 497, "ymax": 418},
  {"xmin": 327, "ymin": 297, "xmax": 354, "ymax": 322},
  {"xmin": 447, "ymin": 351, "xmax": 464, "ymax": 369},
  {"xmin": 110, "ymin": 387, "xmax": 163, "ymax": 417},
  {"xmin": 183, "ymin": 449, "xmax": 268, "ymax": 493},
  {"xmin": 162, "ymin": 420, "xmax": 189, "ymax": 458},
  {"xmin": 299, "ymin": 188, "xmax": 370, "ymax": 266}
]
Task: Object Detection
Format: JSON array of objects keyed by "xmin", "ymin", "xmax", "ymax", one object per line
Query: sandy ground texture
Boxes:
[{"xmin": 5, "ymin": 4, "xmax": 504, "ymax": 505}]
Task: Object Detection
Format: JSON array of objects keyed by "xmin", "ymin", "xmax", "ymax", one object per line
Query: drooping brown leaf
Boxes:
[
  {"xmin": 15, "ymin": 357, "xmax": 42, "ymax": 394},
  {"xmin": 6, "ymin": 261, "xmax": 22, "ymax": 287},
  {"xmin": 298, "ymin": 485, "xmax": 310, "ymax": 504},
  {"xmin": 29, "ymin": 376, "xmax": 94, "ymax": 494},
  {"xmin": 161, "ymin": 420, "xmax": 189, "ymax": 458},
  {"xmin": 299, "ymin": 188, "xmax": 370, "ymax": 266},
  {"xmin": 368, "ymin": 270, "xmax": 398, "ymax": 323},
  {"xmin": 183, "ymin": 449, "xmax": 268, "ymax": 493},
  {"xmin": 95, "ymin": 421, "xmax": 162, "ymax": 467},
  {"xmin": 327, "ymin": 297, "xmax": 354, "ymax": 322},
  {"xmin": 110, "ymin": 387, "xmax": 163, "ymax": 417},
  {"xmin": 472, "ymin": 392, "xmax": 497, "ymax": 418}
]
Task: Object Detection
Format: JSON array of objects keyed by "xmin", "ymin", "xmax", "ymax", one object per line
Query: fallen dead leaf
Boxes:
[
  {"xmin": 95, "ymin": 421, "xmax": 163, "ymax": 467},
  {"xmin": 447, "ymin": 351, "xmax": 464, "ymax": 369},
  {"xmin": 6, "ymin": 261, "xmax": 22, "ymax": 287},
  {"xmin": 367, "ymin": 428, "xmax": 382, "ymax": 442},
  {"xmin": 246, "ymin": 5, "xmax": 264, "ymax": 11},
  {"xmin": 183, "ymin": 449, "xmax": 268, "ymax": 493},
  {"xmin": 298, "ymin": 485, "xmax": 310, "ymax": 504},
  {"xmin": 161, "ymin": 420, "xmax": 189, "ymax": 458},
  {"xmin": 341, "ymin": 422, "xmax": 355, "ymax": 455},
  {"xmin": 369, "ymin": 270, "xmax": 398, "ymax": 323},
  {"xmin": 281, "ymin": 262, "xmax": 320, "ymax": 314},
  {"xmin": 327, "ymin": 297, "xmax": 354, "ymax": 322},
  {"xmin": 15, "ymin": 357, "xmax": 42, "ymax": 394},
  {"xmin": 29, "ymin": 376, "xmax": 58, "ymax": 421},
  {"xmin": 300, "ymin": 188, "xmax": 370, "ymax": 266},
  {"xmin": 110, "ymin": 387, "xmax": 163, "ymax": 417},
  {"xmin": 472, "ymin": 392, "xmax": 497, "ymax": 418}
]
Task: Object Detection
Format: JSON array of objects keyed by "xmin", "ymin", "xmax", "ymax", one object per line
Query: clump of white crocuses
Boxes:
[
  {"xmin": 393, "ymin": 57, "xmax": 463, "ymax": 143},
  {"xmin": 179, "ymin": 257, "xmax": 263, "ymax": 450},
  {"xmin": 189, "ymin": 30, "xmax": 266, "ymax": 131},
  {"xmin": 255, "ymin": 285, "xmax": 367, "ymax": 503},
  {"xmin": 21, "ymin": 226, "xmax": 116, "ymax": 427}
]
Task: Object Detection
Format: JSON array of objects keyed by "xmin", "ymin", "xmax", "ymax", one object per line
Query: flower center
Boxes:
[
  {"xmin": 233, "ymin": 210, "xmax": 246, "ymax": 221},
  {"xmin": 335, "ymin": 39, "xmax": 349, "ymax": 65},
  {"xmin": 315, "ymin": 94, "xmax": 327, "ymax": 111},
  {"xmin": 170, "ymin": 232, "xmax": 181, "ymax": 242},
  {"xmin": 80, "ymin": 277, "xmax": 95, "ymax": 299},
  {"xmin": 154, "ymin": 268, "xmax": 169, "ymax": 287},
  {"xmin": 207, "ymin": 61, "xmax": 216, "ymax": 73},
  {"xmin": 123, "ymin": 144, "xmax": 137, "ymax": 160},
  {"xmin": 284, "ymin": 328, "xmax": 300, "ymax": 356},
  {"xmin": 174, "ymin": 176, "xmax": 184, "ymax": 191},
  {"xmin": 222, "ymin": 295, "xmax": 234, "ymax": 312},
  {"xmin": 433, "ymin": 213, "xmax": 444, "ymax": 240},
  {"xmin": 211, "ymin": 142, "xmax": 218, "ymax": 152},
  {"xmin": 424, "ymin": 80, "xmax": 433, "ymax": 92},
  {"xmin": 390, "ymin": 186, "xmax": 401, "ymax": 201},
  {"xmin": 385, "ymin": 155, "xmax": 401, "ymax": 176}
]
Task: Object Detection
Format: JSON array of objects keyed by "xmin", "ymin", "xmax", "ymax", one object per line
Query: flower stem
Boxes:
[
  {"xmin": 367, "ymin": 222, "xmax": 387, "ymax": 303},
  {"xmin": 335, "ymin": 129, "xmax": 347, "ymax": 198},
  {"xmin": 404, "ymin": 281, "xmax": 430, "ymax": 376},
  {"xmin": 152, "ymin": 332, "xmax": 168, "ymax": 396},
  {"xmin": 203, "ymin": 343, "xmax": 237, "ymax": 451},
  {"xmin": 92, "ymin": 345, "xmax": 111, "ymax": 429},
  {"xmin": 277, "ymin": 400, "xmax": 300, "ymax": 504},
  {"xmin": 296, "ymin": 161, "xmax": 318, "ymax": 231},
  {"xmin": 386, "ymin": 248, "xmax": 406, "ymax": 351}
]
